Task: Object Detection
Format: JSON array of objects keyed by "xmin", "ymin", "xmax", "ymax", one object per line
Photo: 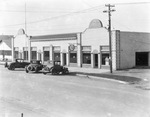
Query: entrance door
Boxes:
[
  {"xmin": 136, "ymin": 52, "xmax": 148, "ymax": 66},
  {"xmin": 94, "ymin": 54, "xmax": 98, "ymax": 68},
  {"xmin": 63, "ymin": 53, "xmax": 66, "ymax": 65}
]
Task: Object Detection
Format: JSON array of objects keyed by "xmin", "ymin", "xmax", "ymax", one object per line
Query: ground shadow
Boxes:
[{"xmin": 71, "ymin": 72, "xmax": 142, "ymax": 84}]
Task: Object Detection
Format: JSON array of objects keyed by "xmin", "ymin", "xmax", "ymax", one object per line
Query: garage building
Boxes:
[{"xmin": 11, "ymin": 19, "xmax": 150, "ymax": 70}]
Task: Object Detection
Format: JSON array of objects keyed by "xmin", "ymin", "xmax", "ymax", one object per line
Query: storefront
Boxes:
[{"xmin": 11, "ymin": 19, "xmax": 150, "ymax": 70}]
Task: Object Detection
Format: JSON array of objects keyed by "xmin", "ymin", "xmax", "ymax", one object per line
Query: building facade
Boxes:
[
  {"xmin": 12, "ymin": 19, "xmax": 150, "ymax": 70},
  {"xmin": 0, "ymin": 35, "xmax": 13, "ymax": 61}
]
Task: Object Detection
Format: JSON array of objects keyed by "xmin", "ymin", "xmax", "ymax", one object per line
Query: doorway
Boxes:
[
  {"xmin": 63, "ymin": 53, "xmax": 66, "ymax": 65},
  {"xmin": 136, "ymin": 52, "xmax": 148, "ymax": 66},
  {"xmin": 94, "ymin": 54, "xmax": 98, "ymax": 68}
]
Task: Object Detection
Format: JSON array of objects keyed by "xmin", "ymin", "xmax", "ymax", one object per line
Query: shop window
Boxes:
[
  {"xmin": 102, "ymin": 53, "xmax": 109, "ymax": 65},
  {"xmin": 70, "ymin": 53, "xmax": 77, "ymax": 63},
  {"xmin": 54, "ymin": 53, "xmax": 60, "ymax": 61},
  {"xmin": 24, "ymin": 51, "xmax": 28, "ymax": 60},
  {"xmin": 83, "ymin": 53, "xmax": 91, "ymax": 64},
  {"xmin": 31, "ymin": 51, "xmax": 37, "ymax": 60},
  {"xmin": 14, "ymin": 51, "xmax": 19, "ymax": 59},
  {"xmin": 44, "ymin": 51, "xmax": 49, "ymax": 61}
]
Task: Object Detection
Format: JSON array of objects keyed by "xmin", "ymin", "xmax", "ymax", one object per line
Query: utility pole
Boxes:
[
  {"xmin": 103, "ymin": 4, "xmax": 115, "ymax": 73},
  {"xmin": 25, "ymin": 2, "xmax": 28, "ymax": 61},
  {"xmin": 25, "ymin": 2, "xmax": 27, "ymax": 33}
]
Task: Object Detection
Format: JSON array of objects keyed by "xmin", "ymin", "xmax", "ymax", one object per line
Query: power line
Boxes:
[
  {"xmin": 114, "ymin": 2, "xmax": 150, "ymax": 5},
  {"xmin": 0, "ymin": 2, "xmax": 149, "ymax": 29},
  {"xmin": 0, "ymin": 5, "xmax": 104, "ymax": 28}
]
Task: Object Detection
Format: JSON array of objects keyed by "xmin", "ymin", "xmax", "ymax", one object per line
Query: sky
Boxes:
[{"xmin": 0, "ymin": 0, "xmax": 150, "ymax": 36}]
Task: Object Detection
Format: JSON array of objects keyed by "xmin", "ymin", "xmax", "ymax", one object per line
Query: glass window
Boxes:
[
  {"xmin": 102, "ymin": 53, "xmax": 109, "ymax": 65},
  {"xmin": 70, "ymin": 53, "xmax": 77, "ymax": 63},
  {"xmin": 31, "ymin": 51, "xmax": 37, "ymax": 60},
  {"xmin": 44, "ymin": 51, "xmax": 49, "ymax": 61},
  {"xmin": 83, "ymin": 53, "xmax": 91, "ymax": 64},
  {"xmin": 54, "ymin": 53, "xmax": 60, "ymax": 61},
  {"xmin": 24, "ymin": 51, "xmax": 28, "ymax": 60},
  {"xmin": 14, "ymin": 51, "xmax": 19, "ymax": 59}
]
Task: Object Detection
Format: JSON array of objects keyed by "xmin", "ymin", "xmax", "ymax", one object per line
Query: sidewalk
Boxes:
[{"xmin": 67, "ymin": 66, "xmax": 150, "ymax": 90}]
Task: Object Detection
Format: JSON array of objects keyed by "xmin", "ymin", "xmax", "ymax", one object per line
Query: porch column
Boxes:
[
  {"xmin": 60, "ymin": 52, "xmax": 64, "ymax": 66},
  {"xmin": 77, "ymin": 33, "xmax": 82, "ymax": 67},
  {"xmin": 98, "ymin": 53, "xmax": 101, "ymax": 69},
  {"xmin": 11, "ymin": 37, "xmax": 14, "ymax": 62},
  {"xmin": 41, "ymin": 50, "xmax": 44, "ymax": 64},
  {"xmin": 66, "ymin": 52, "xmax": 70, "ymax": 66},
  {"xmin": 37, "ymin": 52, "xmax": 39, "ymax": 60},
  {"xmin": 50, "ymin": 45, "xmax": 53, "ymax": 61},
  {"xmin": 91, "ymin": 53, "xmax": 94, "ymax": 68}
]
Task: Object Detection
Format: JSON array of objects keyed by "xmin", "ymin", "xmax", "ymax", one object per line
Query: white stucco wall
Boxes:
[
  {"xmin": 119, "ymin": 31, "xmax": 150, "ymax": 69},
  {"xmin": 82, "ymin": 28, "xmax": 109, "ymax": 52},
  {"xmin": 14, "ymin": 34, "xmax": 28, "ymax": 51},
  {"xmin": 31, "ymin": 39, "xmax": 77, "ymax": 52}
]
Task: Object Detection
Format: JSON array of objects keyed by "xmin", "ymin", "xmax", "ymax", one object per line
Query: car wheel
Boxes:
[
  {"xmin": 52, "ymin": 69, "xmax": 56, "ymax": 75},
  {"xmin": 27, "ymin": 66, "xmax": 33, "ymax": 71},
  {"xmin": 26, "ymin": 69, "xmax": 29, "ymax": 73},
  {"xmin": 10, "ymin": 65, "xmax": 15, "ymax": 70}
]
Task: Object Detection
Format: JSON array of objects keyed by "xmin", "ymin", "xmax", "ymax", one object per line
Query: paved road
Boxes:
[{"xmin": 0, "ymin": 66, "xmax": 150, "ymax": 117}]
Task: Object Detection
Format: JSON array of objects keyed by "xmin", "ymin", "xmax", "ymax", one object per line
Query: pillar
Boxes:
[
  {"xmin": 66, "ymin": 52, "xmax": 70, "ymax": 66},
  {"xmin": 91, "ymin": 53, "xmax": 94, "ymax": 68},
  {"xmin": 50, "ymin": 45, "xmax": 53, "ymax": 62},
  {"xmin": 11, "ymin": 37, "xmax": 14, "ymax": 62},
  {"xmin": 98, "ymin": 53, "xmax": 101, "ymax": 69},
  {"xmin": 60, "ymin": 52, "xmax": 64, "ymax": 66},
  {"xmin": 77, "ymin": 33, "xmax": 82, "ymax": 67}
]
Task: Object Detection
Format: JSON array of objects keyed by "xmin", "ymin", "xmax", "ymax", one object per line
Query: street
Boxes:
[{"xmin": 0, "ymin": 66, "xmax": 150, "ymax": 117}]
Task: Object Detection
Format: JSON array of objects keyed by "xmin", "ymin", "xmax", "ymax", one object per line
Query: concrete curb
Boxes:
[{"xmin": 76, "ymin": 74, "xmax": 127, "ymax": 84}]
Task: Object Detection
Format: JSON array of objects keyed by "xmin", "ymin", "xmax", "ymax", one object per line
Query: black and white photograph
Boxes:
[{"xmin": 0, "ymin": 0, "xmax": 150, "ymax": 117}]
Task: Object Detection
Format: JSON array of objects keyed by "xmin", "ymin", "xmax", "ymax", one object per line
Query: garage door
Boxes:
[{"xmin": 136, "ymin": 52, "xmax": 148, "ymax": 66}]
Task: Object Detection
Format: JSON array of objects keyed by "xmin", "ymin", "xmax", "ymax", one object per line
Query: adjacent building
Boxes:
[
  {"xmin": 11, "ymin": 19, "xmax": 150, "ymax": 70},
  {"xmin": 0, "ymin": 35, "xmax": 13, "ymax": 60}
]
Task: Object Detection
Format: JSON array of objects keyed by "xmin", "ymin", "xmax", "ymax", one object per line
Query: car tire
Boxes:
[
  {"xmin": 27, "ymin": 66, "xmax": 33, "ymax": 71},
  {"xmin": 10, "ymin": 65, "xmax": 15, "ymax": 70},
  {"xmin": 26, "ymin": 69, "xmax": 29, "ymax": 73},
  {"xmin": 52, "ymin": 69, "xmax": 56, "ymax": 75}
]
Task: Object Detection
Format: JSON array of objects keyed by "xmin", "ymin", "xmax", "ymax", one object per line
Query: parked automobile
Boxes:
[
  {"xmin": 7, "ymin": 59, "xmax": 30, "ymax": 70},
  {"xmin": 42, "ymin": 61, "xmax": 69, "ymax": 75},
  {"xmin": 25, "ymin": 60, "xmax": 45, "ymax": 73}
]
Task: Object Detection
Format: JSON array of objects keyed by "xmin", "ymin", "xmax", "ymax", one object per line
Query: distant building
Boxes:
[
  {"xmin": 0, "ymin": 35, "xmax": 13, "ymax": 61},
  {"xmin": 11, "ymin": 19, "xmax": 150, "ymax": 70}
]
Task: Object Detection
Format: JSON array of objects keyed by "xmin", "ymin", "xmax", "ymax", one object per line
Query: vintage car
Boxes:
[
  {"xmin": 25, "ymin": 60, "xmax": 45, "ymax": 73},
  {"xmin": 7, "ymin": 59, "xmax": 30, "ymax": 70},
  {"xmin": 42, "ymin": 61, "xmax": 69, "ymax": 75}
]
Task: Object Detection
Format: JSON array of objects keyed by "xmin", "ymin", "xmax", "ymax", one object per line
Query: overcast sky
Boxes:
[{"xmin": 0, "ymin": 0, "xmax": 150, "ymax": 36}]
